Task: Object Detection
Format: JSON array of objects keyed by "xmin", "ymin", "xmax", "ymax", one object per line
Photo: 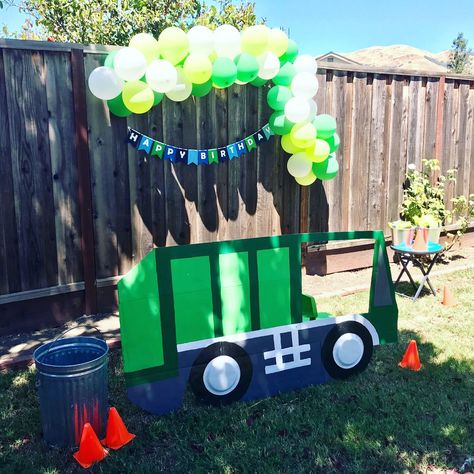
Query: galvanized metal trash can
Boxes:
[{"xmin": 33, "ymin": 335, "xmax": 109, "ymax": 447}]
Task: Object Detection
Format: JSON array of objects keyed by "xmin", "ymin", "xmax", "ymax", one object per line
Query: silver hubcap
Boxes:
[
  {"xmin": 203, "ymin": 355, "xmax": 241, "ymax": 395},
  {"xmin": 332, "ymin": 333, "xmax": 364, "ymax": 369}
]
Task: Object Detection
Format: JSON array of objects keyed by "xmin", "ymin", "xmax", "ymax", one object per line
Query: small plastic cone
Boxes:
[
  {"xmin": 399, "ymin": 340, "xmax": 421, "ymax": 371},
  {"xmin": 412, "ymin": 230, "xmax": 427, "ymax": 251},
  {"xmin": 102, "ymin": 407, "xmax": 136, "ymax": 450},
  {"xmin": 73, "ymin": 423, "xmax": 108, "ymax": 468},
  {"xmin": 441, "ymin": 285, "xmax": 456, "ymax": 306}
]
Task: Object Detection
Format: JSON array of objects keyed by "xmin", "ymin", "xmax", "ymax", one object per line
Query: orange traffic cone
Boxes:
[
  {"xmin": 399, "ymin": 340, "xmax": 421, "ymax": 371},
  {"xmin": 102, "ymin": 407, "xmax": 136, "ymax": 450},
  {"xmin": 73, "ymin": 423, "xmax": 108, "ymax": 468},
  {"xmin": 412, "ymin": 229, "xmax": 427, "ymax": 251},
  {"xmin": 441, "ymin": 285, "xmax": 456, "ymax": 306}
]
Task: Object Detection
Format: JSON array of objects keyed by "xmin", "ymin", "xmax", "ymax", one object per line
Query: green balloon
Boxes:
[
  {"xmin": 269, "ymin": 110, "xmax": 293, "ymax": 135},
  {"xmin": 212, "ymin": 57, "xmax": 237, "ymax": 88},
  {"xmin": 272, "ymin": 61, "xmax": 296, "ymax": 86},
  {"xmin": 312, "ymin": 154, "xmax": 339, "ymax": 180},
  {"xmin": 267, "ymin": 85, "xmax": 292, "ymax": 111},
  {"xmin": 153, "ymin": 90, "xmax": 164, "ymax": 106},
  {"xmin": 312, "ymin": 114, "xmax": 337, "ymax": 139},
  {"xmin": 192, "ymin": 79, "xmax": 213, "ymax": 97},
  {"xmin": 250, "ymin": 76, "xmax": 267, "ymax": 87},
  {"xmin": 104, "ymin": 50, "xmax": 118, "ymax": 68},
  {"xmin": 279, "ymin": 39, "xmax": 298, "ymax": 64},
  {"xmin": 107, "ymin": 94, "xmax": 131, "ymax": 117},
  {"xmin": 326, "ymin": 132, "xmax": 340, "ymax": 153},
  {"xmin": 234, "ymin": 53, "xmax": 259, "ymax": 83}
]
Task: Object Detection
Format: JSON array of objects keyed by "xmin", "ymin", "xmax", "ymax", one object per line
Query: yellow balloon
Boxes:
[
  {"xmin": 183, "ymin": 53, "xmax": 212, "ymax": 84},
  {"xmin": 281, "ymin": 133, "xmax": 303, "ymax": 154},
  {"xmin": 158, "ymin": 27, "xmax": 189, "ymax": 65},
  {"xmin": 268, "ymin": 28, "xmax": 289, "ymax": 57},
  {"xmin": 295, "ymin": 171, "xmax": 317, "ymax": 186},
  {"xmin": 290, "ymin": 122, "xmax": 316, "ymax": 149},
  {"xmin": 129, "ymin": 33, "xmax": 159, "ymax": 63},
  {"xmin": 122, "ymin": 80, "xmax": 154, "ymax": 114},
  {"xmin": 241, "ymin": 25, "xmax": 269, "ymax": 56},
  {"xmin": 305, "ymin": 138, "xmax": 330, "ymax": 163}
]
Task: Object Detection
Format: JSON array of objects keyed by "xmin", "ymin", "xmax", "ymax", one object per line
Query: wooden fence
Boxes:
[{"xmin": 1, "ymin": 39, "xmax": 473, "ymax": 334}]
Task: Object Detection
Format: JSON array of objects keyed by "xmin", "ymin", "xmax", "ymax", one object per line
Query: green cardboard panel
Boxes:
[
  {"xmin": 219, "ymin": 252, "xmax": 252, "ymax": 336},
  {"xmin": 171, "ymin": 256, "xmax": 215, "ymax": 343},
  {"xmin": 118, "ymin": 250, "xmax": 164, "ymax": 373},
  {"xmin": 257, "ymin": 247, "xmax": 292, "ymax": 328}
]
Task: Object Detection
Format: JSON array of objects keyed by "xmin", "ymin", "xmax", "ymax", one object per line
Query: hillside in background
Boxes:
[{"xmin": 341, "ymin": 44, "xmax": 473, "ymax": 74}]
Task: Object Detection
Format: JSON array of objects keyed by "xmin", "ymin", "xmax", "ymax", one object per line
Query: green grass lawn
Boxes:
[{"xmin": 1, "ymin": 269, "xmax": 473, "ymax": 473}]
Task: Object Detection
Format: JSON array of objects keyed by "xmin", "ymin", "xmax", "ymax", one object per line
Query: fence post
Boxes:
[
  {"xmin": 434, "ymin": 75, "xmax": 446, "ymax": 170},
  {"xmin": 70, "ymin": 47, "xmax": 98, "ymax": 315}
]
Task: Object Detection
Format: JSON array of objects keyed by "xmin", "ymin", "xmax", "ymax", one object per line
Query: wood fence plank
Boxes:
[
  {"xmin": 367, "ymin": 74, "xmax": 386, "ymax": 230},
  {"xmin": 423, "ymin": 78, "xmax": 439, "ymax": 162},
  {"xmin": 45, "ymin": 52, "xmax": 83, "ymax": 285},
  {"xmin": 5, "ymin": 49, "xmax": 58, "ymax": 290},
  {"xmin": 442, "ymin": 80, "xmax": 455, "ymax": 208},
  {"xmin": 467, "ymin": 85, "xmax": 474, "ymax": 196},
  {"xmin": 0, "ymin": 50, "xmax": 20, "ymax": 295},
  {"xmin": 456, "ymin": 82, "xmax": 469, "ymax": 197}
]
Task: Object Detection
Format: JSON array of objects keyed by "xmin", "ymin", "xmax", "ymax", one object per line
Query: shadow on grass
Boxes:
[
  {"xmin": 0, "ymin": 332, "xmax": 473, "ymax": 474},
  {"xmin": 394, "ymin": 280, "xmax": 436, "ymax": 300}
]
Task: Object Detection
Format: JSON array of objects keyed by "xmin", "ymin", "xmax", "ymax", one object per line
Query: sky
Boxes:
[{"xmin": 2, "ymin": 0, "xmax": 474, "ymax": 55}]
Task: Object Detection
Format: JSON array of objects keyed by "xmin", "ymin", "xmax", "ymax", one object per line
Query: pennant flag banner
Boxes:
[{"xmin": 126, "ymin": 124, "xmax": 273, "ymax": 165}]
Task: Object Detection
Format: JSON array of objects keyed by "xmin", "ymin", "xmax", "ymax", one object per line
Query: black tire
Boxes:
[
  {"xmin": 189, "ymin": 341, "xmax": 253, "ymax": 406},
  {"xmin": 321, "ymin": 321, "xmax": 373, "ymax": 380}
]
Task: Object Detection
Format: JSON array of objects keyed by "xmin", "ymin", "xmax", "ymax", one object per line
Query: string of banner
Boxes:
[{"xmin": 127, "ymin": 123, "xmax": 273, "ymax": 165}]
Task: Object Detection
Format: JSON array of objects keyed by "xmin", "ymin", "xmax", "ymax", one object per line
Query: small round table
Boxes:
[{"xmin": 391, "ymin": 242, "xmax": 444, "ymax": 301}]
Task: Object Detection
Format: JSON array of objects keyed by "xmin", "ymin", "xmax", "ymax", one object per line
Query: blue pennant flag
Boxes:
[
  {"xmin": 217, "ymin": 147, "xmax": 229, "ymax": 162},
  {"xmin": 227, "ymin": 143, "xmax": 239, "ymax": 160},
  {"xmin": 188, "ymin": 149, "xmax": 198, "ymax": 165},
  {"xmin": 127, "ymin": 128, "xmax": 142, "ymax": 148},
  {"xmin": 262, "ymin": 123, "xmax": 273, "ymax": 140},
  {"xmin": 236, "ymin": 140, "xmax": 247, "ymax": 157},
  {"xmin": 164, "ymin": 145, "xmax": 177, "ymax": 162},
  {"xmin": 176, "ymin": 148, "xmax": 188, "ymax": 163},
  {"xmin": 253, "ymin": 129, "xmax": 267, "ymax": 145},
  {"xmin": 198, "ymin": 149, "xmax": 208, "ymax": 165},
  {"xmin": 138, "ymin": 135, "xmax": 154, "ymax": 154}
]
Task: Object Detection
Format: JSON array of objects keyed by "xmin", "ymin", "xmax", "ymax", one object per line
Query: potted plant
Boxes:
[
  {"xmin": 388, "ymin": 220, "xmax": 415, "ymax": 246},
  {"xmin": 393, "ymin": 159, "xmax": 474, "ymax": 249}
]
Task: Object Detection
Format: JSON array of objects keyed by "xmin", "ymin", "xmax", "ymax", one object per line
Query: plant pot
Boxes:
[
  {"xmin": 390, "ymin": 226, "xmax": 416, "ymax": 246},
  {"xmin": 417, "ymin": 226, "xmax": 442, "ymax": 245}
]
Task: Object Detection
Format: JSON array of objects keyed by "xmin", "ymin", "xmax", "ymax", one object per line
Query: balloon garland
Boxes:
[{"xmin": 88, "ymin": 25, "xmax": 340, "ymax": 185}]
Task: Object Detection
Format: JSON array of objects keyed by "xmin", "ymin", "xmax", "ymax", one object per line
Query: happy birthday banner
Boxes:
[{"xmin": 127, "ymin": 123, "xmax": 273, "ymax": 165}]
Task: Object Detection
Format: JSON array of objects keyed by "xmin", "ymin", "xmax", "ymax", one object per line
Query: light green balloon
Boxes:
[
  {"xmin": 122, "ymin": 80, "xmax": 154, "ymax": 114},
  {"xmin": 267, "ymin": 85, "xmax": 292, "ymax": 111},
  {"xmin": 183, "ymin": 53, "xmax": 212, "ymax": 84},
  {"xmin": 241, "ymin": 25, "xmax": 269, "ymax": 56},
  {"xmin": 104, "ymin": 50, "xmax": 118, "ymax": 68},
  {"xmin": 279, "ymin": 39, "xmax": 298, "ymax": 64},
  {"xmin": 312, "ymin": 153, "xmax": 339, "ymax": 180},
  {"xmin": 312, "ymin": 114, "xmax": 337, "ymax": 139},
  {"xmin": 211, "ymin": 57, "xmax": 237, "ymax": 88},
  {"xmin": 269, "ymin": 110, "xmax": 293, "ymax": 135},
  {"xmin": 234, "ymin": 53, "xmax": 259, "ymax": 83},
  {"xmin": 129, "ymin": 33, "xmax": 160, "ymax": 63},
  {"xmin": 107, "ymin": 94, "xmax": 131, "ymax": 117},
  {"xmin": 325, "ymin": 132, "xmax": 340, "ymax": 153},
  {"xmin": 272, "ymin": 61, "xmax": 296, "ymax": 86},
  {"xmin": 192, "ymin": 79, "xmax": 213, "ymax": 97},
  {"xmin": 158, "ymin": 27, "xmax": 189, "ymax": 65},
  {"xmin": 295, "ymin": 171, "xmax": 317, "ymax": 186}
]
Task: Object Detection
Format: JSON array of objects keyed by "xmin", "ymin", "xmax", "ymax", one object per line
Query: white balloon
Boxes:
[
  {"xmin": 287, "ymin": 152, "xmax": 313, "ymax": 178},
  {"xmin": 146, "ymin": 60, "xmax": 178, "ymax": 93},
  {"xmin": 291, "ymin": 72, "xmax": 319, "ymax": 98},
  {"xmin": 88, "ymin": 66, "xmax": 123, "ymax": 100},
  {"xmin": 257, "ymin": 52, "xmax": 280, "ymax": 80},
  {"xmin": 165, "ymin": 67, "xmax": 192, "ymax": 102},
  {"xmin": 114, "ymin": 47, "xmax": 147, "ymax": 81},
  {"xmin": 214, "ymin": 24, "xmax": 241, "ymax": 59},
  {"xmin": 307, "ymin": 99, "xmax": 318, "ymax": 120},
  {"xmin": 293, "ymin": 54, "xmax": 318, "ymax": 75},
  {"xmin": 284, "ymin": 96, "xmax": 312, "ymax": 123},
  {"xmin": 188, "ymin": 25, "xmax": 214, "ymax": 55}
]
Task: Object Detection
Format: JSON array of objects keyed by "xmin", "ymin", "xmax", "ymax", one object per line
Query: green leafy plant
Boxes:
[{"xmin": 399, "ymin": 159, "xmax": 474, "ymax": 248}]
